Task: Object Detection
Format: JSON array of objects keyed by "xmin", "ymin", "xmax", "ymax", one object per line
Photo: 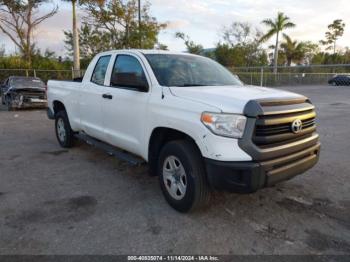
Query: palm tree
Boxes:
[
  {"xmin": 280, "ymin": 35, "xmax": 305, "ymax": 66},
  {"xmin": 261, "ymin": 12, "xmax": 295, "ymax": 73},
  {"xmin": 63, "ymin": 0, "xmax": 80, "ymax": 76}
]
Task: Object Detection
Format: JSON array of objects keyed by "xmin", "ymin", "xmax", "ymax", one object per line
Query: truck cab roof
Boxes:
[{"xmin": 96, "ymin": 49, "xmax": 200, "ymax": 57}]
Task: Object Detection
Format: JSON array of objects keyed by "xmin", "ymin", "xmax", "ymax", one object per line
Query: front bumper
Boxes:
[
  {"xmin": 205, "ymin": 142, "xmax": 320, "ymax": 193},
  {"xmin": 10, "ymin": 102, "xmax": 47, "ymax": 109},
  {"xmin": 7, "ymin": 94, "xmax": 47, "ymax": 109}
]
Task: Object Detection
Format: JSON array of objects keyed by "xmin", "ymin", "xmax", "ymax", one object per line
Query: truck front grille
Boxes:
[
  {"xmin": 239, "ymin": 97, "xmax": 320, "ymax": 161},
  {"xmin": 253, "ymin": 109, "xmax": 316, "ymax": 146}
]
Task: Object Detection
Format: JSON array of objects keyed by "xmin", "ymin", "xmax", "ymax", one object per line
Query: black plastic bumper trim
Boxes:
[{"xmin": 204, "ymin": 143, "xmax": 320, "ymax": 193}]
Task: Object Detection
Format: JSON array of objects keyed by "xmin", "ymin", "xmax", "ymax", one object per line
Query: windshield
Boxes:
[
  {"xmin": 145, "ymin": 54, "xmax": 243, "ymax": 87},
  {"xmin": 11, "ymin": 78, "xmax": 45, "ymax": 88}
]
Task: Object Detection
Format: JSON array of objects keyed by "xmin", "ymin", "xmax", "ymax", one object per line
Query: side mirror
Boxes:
[{"xmin": 111, "ymin": 72, "xmax": 149, "ymax": 92}]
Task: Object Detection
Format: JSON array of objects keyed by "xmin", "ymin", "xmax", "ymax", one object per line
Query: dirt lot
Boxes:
[{"xmin": 0, "ymin": 85, "xmax": 349, "ymax": 255}]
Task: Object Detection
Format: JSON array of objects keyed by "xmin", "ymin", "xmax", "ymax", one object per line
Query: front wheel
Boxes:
[
  {"xmin": 55, "ymin": 110, "xmax": 75, "ymax": 148},
  {"xmin": 158, "ymin": 140, "xmax": 210, "ymax": 212}
]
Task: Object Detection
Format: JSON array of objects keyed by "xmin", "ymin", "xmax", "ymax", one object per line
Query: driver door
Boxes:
[{"xmin": 101, "ymin": 54, "xmax": 150, "ymax": 156}]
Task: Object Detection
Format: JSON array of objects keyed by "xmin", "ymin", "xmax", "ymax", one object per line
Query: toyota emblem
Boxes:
[{"xmin": 291, "ymin": 119, "xmax": 303, "ymax": 134}]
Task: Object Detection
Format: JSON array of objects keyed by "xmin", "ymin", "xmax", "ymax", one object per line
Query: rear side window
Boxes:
[{"xmin": 91, "ymin": 55, "xmax": 111, "ymax": 85}]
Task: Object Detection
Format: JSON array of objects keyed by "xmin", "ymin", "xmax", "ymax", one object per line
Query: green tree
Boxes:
[
  {"xmin": 301, "ymin": 42, "xmax": 319, "ymax": 64},
  {"xmin": 220, "ymin": 22, "xmax": 267, "ymax": 67},
  {"xmin": 214, "ymin": 43, "xmax": 240, "ymax": 67},
  {"xmin": 175, "ymin": 32, "xmax": 203, "ymax": 54},
  {"xmin": 214, "ymin": 43, "xmax": 267, "ymax": 68},
  {"xmin": 64, "ymin": 23, "xmax": 112, "ymax": 67},
  {"xmin": 260, "ymin": 12, "xmax": 295, "ymax": 73},
  {"xmin": 62, "ymin": 0, "xmax": 105, "ymax": 74},
  {"xmin": 82, "ymin": 0, "xmax": 166, "ymax": 49},
  {"xmin": 0, "ymin": 0, "xmax": 58, "ymax": 68},
  {"xmin": 320, "ymin": 19, "xmax": 346, "ymax": 55},
  {"xmin": 311, "ymin": 49, "xmax": 350, "ymax": 65},
  {"xmin": 280, "ymin": 35, "xmax": 306, "ymax": 65}
]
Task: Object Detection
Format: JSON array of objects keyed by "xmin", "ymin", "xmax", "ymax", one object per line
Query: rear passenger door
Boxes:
[
  {"xmin": 80, "ymin": 55, "xmax": 112, "ymax": 140},
  {"xmin": 102, "ymin": 54, "xmax": 151, "ymax": 156}
]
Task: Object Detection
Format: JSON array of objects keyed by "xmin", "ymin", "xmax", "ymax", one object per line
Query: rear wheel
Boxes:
[
  {"xmin": 55, "ymin": 110, "xmax": 74, "ymax": 148},
  {"xmin": 158, "ymin": 140, "xmax": 210, "ymax": 212}
]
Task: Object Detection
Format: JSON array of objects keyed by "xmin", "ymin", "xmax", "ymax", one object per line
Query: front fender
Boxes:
[{"xmin": 145, "ymin": 90, "xmax": 252, "ymax": 162}]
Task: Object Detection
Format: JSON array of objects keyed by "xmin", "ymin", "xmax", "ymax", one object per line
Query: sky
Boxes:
[{"xmin": 1, "ymin": 0, "xmax": 349, "ymax": 57}]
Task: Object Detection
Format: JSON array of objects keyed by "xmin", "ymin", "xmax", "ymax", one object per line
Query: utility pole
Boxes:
[
  {"xmin": 138, "ymin": 0, "xmax": 142, "ymax": 48},
  {"xmin": 72, "ymin": 0, "xmax": 80, "ymax": 77}
]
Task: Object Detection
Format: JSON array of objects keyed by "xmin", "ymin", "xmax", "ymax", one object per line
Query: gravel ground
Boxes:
[{"xmin": 0, "ymin": 85, "xmax": 349, "ymax": 255}]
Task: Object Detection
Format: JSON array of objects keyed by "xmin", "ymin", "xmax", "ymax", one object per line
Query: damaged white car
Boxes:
[{"xmin": 1, "ymin": 76, "xmax": 47, "ymax": 111}]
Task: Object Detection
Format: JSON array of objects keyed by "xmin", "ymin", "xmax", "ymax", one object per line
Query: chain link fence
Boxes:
[
  {"xmin": 0, "ymin": 64, "xmax": 350, "ymax": 87},
  {"xmin": 0, "ymin": 69, "xmax": 85, "ymax": 83},
  {"xmin": 229, "ymin": 64, "xmax": 350, "ymax": 87}
]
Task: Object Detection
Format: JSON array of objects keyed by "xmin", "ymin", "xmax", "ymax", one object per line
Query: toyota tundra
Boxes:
[{"xmin": 47, "ymin": 50, "xmax": 320, "ymax": 212}]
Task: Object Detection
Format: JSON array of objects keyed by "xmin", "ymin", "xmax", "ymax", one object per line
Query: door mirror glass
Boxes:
[{"xmin": 111, "ymin": 72, "xmax": 148, "ymax": 92}]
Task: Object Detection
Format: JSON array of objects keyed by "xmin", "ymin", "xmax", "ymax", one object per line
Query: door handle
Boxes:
[{"xmin": 102, "ymin": 93, "xmax": 113, "ymax": 99}]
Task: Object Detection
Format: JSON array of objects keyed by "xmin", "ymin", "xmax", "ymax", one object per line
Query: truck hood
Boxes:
[{"xmin": 169, "ymin": 85, "xmax": 303, "ymax": 113}]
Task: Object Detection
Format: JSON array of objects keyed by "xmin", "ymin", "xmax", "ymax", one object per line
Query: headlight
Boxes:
[{"xmin": 201, "ymin": 112, "xmax": 247, "ymax": 138}]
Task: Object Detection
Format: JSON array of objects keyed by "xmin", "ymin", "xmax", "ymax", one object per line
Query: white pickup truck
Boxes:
[{"xmin": 47, "ymin": 50, "xmax": 320, "ymax": 212}]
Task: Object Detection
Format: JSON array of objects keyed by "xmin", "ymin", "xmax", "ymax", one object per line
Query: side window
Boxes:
[
  {"xmin": 91, "ymin": 55, "xmax": 111, "ymax": 85},
  {"xmin": 110, "ymin": 55, "xmax": 148, "ymax": 91}
]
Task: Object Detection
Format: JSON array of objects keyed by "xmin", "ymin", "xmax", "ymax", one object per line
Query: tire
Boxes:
[
  {"xmin": 55, "ymin": 110, "xmax": 75, "ymax": 148},
  {"xmin": 158, "ymin": 140, "xmax": 210, "ymax": 212}
]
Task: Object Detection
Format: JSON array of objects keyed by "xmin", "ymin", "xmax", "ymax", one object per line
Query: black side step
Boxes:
[{"xmin": 75, "ymin": 133, "xmax": 145, "ymax": 166}]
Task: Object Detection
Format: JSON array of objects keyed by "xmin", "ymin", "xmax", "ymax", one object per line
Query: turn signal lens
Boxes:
[{"xmin": 201, "ymin": 113, "xmax": 213, "ymax": 124}]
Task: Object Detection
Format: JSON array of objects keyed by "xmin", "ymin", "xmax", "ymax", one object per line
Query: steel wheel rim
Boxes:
[
  {"xmin": 162, "ymin": 155, "xmax": 187, "ymax": 200},
  {"xmin": 57, "ymin": 118, "xmax": 66, "ymax": 142}
]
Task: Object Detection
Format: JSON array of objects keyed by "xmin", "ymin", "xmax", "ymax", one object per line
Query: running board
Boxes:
[{"xmin": 75, "ymin": 133, "xmax": 145, "ymax": 166}]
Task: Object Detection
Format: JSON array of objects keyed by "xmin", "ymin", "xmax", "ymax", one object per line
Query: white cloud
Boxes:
[
  {"xmin": 166, "ymin": 20, "xmax": 190, "ymax": 30},
  {"xmin": 149, "ymin": 0, "xmax": 350, "ymax": 51}
]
